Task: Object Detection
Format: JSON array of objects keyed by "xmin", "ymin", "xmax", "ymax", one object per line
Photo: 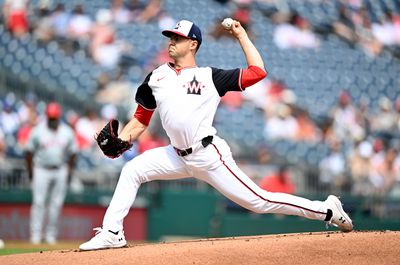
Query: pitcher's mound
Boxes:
[{"xmin": 1, "ymin": 231, "xmax": 399, "ymax": 265}]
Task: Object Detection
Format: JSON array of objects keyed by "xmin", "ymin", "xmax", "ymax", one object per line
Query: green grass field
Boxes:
[{"xmin": 0, "ymin": 241, "xmax": 79, "ymax": 256}]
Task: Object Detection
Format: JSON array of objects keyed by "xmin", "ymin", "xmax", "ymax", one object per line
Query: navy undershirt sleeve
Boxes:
[
  {"xmin": 135, "ymin": 72, "xmax": 157, "ymax": 110},
  {"xmin": 211, "ymin": 67, "xmax": 241, "ymax": 97}
]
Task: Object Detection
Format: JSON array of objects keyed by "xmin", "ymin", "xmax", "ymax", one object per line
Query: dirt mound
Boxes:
[{"xmin": 1, "ymin": 231, "xmax": 399, "ymax": 265}]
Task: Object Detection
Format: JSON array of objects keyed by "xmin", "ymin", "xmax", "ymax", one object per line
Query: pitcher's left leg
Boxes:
[{"xmin": 195, "ymin": 140, "xmax": 329, "ymax": 221}]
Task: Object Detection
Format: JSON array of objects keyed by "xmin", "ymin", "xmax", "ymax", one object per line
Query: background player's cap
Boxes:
[
  {"xmin": 162, "ymin": 20, "xmax": 202, "ymax": 46},
  {"xmin": 46, "ymin": 102, "xmax": 62, "ymax": 119}
]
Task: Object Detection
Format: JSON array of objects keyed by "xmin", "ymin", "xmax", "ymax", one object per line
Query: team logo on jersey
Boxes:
[{"xmin": 185, "ymin": 75, "xmax": 204, "ymax": 95}]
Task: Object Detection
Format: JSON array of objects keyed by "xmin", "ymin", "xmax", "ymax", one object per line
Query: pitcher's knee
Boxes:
[{"xmin": 121, "ymin": 161, "xmax": 144, "ymax": 184}]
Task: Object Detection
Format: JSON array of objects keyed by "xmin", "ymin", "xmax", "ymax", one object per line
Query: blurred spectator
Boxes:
[
  {"xmin": 319, "ymin": 140, "xmax": 346, "ymax": 193},
  {"xmin": 100, "ymin": 104, "xmax": 118, "ymax": 121},
  {"xmin": 110, "ymin": 0, "xmax": 131, "ymax": 24},
  {"xmin": 329, "ymin": 90, "xmax": 363, "ymax": 142},
  {"xmin": 372, "ymin": 10, "xmax": 399, "ymax": 47},
  {"xmin": 259, "ymin": 165, "xmax": 296, "ymax": 194},
  {"xmin": 263, "ymin": 78, "xmax": 288, "ymax": 116},
  {"xmin": 353, "ymin": 7, "xmax": 383, "ymax": 57},
  {"xmin": 33, "ymin": 5, "xmax": 53, "ymax": 43},
  {"xmin": 17, "ymin": 112, "xmax": 38, "ymax": 147},
  {"xmin": 370, "ymin": 146, "xmax": 397, "ymax": 195},
  {"xmin": 349, "ymin": 140, "xmax": 373, "ymax": 196},
  {"xmin": 370, "ymin": 97, "xmax": 397, "ymax": 135},
  {"xmin": 157, "ymin": 10, "xmax": 176, "ymax": 32},
  {"xmin": 75, "ymin": 108, "xmax": 101, "ymax": 150},
  {"xmin": 264, "ymin": 103, "xmax": 298, "ymax": 140},
  {"xmin": 332, "ymin": 3, "xmax": 357, "ymax": 46},
  {"xmin": 294, "ymin": 108, "xmax": 320, "ymax": 142},
  {"xmin": 2, "ymin": 0, "xmax": 29, "ymax": 37},
  {"xmin": 17, "ymin": 93, "xmax": 38, "ymax": 125},
  {"xmin": 242, "ymin": 78, "xmax": 269, "ymax": 110},
  {"xmin": 0, "ymin": 101, "xmax": 20, "ymax": 136},
  {"xmin": 354, "ymin": 96, "xmax": 371, "ymax": 137},
  {"xmin": 90, "ymin": 9, "xmax": 120, "ymax": 68},
  {"xmin": 67, "ymin": 4, "xmax": 93, "ymax": 50},
  {"xmin": 273, "ymin": 13, "xmax": 320, "ymax": 49},
  {"xmin": 95, "ymin": 71, "xmax": 135, "ymax": 107},
  {"xmin": 50, "ymin": 3, "xmax": 70, "ymax": 40}
]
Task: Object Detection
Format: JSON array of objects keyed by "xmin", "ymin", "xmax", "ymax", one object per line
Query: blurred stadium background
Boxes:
[{"xmin": 1, "ymin": 0, "xmax": 400, "ymax": 244}]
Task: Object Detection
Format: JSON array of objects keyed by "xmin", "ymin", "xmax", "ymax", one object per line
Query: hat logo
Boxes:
[
  {"xmin": 192, "ymin": 34, "xmax": 196, "ymax": 38},
  {"xmin": 174, "ymin": 22, "xmax": 181, "ymax": 30}
]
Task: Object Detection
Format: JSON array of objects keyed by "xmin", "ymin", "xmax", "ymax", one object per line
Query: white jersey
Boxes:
[
  {"xmin": 27, "ymin": 121, "xmax": 77, "ymax": 167},
  {"xmin": 135, "ymin": 62, "xmax": 243, "ymax": 149}
]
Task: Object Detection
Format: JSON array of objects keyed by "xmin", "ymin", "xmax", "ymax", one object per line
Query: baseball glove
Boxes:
[{"xmin": 96, "ymin": 119, "xmax": 132, "ymax": 159}]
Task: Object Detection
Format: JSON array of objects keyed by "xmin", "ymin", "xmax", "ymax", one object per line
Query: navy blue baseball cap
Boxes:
[{"xmin": 162, "ymin": 20, "xmax": 202, "ymax": 46}]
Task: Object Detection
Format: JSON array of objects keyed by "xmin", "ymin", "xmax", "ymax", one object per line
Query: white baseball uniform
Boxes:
[
  {"xmin": 101, "ymin": 62, "xmax": 330, "ymax": 232},
  {"xmin": 27, "ymin": 121, "xmax": 77, "ymax": 242}
]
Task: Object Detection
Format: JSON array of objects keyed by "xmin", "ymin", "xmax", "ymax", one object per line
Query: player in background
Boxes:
[
  {"xmin": 26, "ymin": 102, "xmax": 77, "ymax": 244},
  {"xmin": 80, "ymin": 19, "xmax": 353, "ymax": 251}
]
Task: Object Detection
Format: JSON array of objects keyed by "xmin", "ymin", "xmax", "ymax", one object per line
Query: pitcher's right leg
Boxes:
[{"xmin": 80, "ymin": 145, "xmax": 190, "ymax": 251}]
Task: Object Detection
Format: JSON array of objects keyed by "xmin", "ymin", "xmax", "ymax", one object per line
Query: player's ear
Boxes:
[{"xmin": 190, "ymin": 40, "xmax": 199, "ymax": 53}]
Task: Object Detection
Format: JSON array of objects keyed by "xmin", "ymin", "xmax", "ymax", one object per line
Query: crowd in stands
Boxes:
[
  {"xmin": 2, "ymin": 0, "xmax": 171, "ymax": 68},
  {"xmin": 258, "ymin": 0, "xmax": 400, "ymax": 57}
]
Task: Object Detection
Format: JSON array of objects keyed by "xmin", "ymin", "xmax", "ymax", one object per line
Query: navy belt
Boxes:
[{"xmin": 174, "ymin": 136, "xmax": 213, "ymax": 157}]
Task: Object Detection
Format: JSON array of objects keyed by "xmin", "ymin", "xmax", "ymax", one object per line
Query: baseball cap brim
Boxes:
[{"xmin": 162, "ymin": 30, "xmax": 191, "ymax": 39}]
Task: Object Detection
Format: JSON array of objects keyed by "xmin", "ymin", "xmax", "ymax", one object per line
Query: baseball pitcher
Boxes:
[{"xmin": 80, "ymin": 19, "xmax": 352, "ymax": 251}]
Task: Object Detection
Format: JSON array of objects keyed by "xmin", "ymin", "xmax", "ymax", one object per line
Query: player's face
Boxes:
[{"xmin": 168, "ymin": 34, "xmax": 195, "ymax": 58}]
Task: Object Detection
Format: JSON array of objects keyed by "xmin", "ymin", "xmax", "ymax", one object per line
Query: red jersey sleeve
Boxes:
[
  {"xmin": 241, "ymin": 65, "xmax": 267, "ymax": 88},
  {"xmin": 134, "ymin": 104, "xmax": 154, "ymax": 126}
]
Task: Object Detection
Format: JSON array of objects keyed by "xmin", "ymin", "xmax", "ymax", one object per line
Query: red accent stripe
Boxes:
[{"xmin": 211, "ymin": 143, "xmax": 326, "ymax": 216}]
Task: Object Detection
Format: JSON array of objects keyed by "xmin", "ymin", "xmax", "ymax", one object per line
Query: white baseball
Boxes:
[{"xmin": 221, "ymin": 18, "xmax": 233, "ymax": 30}]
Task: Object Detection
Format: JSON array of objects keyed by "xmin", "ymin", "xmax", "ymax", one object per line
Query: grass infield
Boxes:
[{"xmin": 0, "ymin": 241, "xmax": 79, "ymax": 256}]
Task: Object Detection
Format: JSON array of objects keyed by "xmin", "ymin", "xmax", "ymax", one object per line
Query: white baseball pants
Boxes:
[
  {"xmin": 30, "ymin": 166, "xmax": 68, "ymax": 242},
  {"xmin": 103, "ymin": 136, "xmax": 329, "ymax": 232}
]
